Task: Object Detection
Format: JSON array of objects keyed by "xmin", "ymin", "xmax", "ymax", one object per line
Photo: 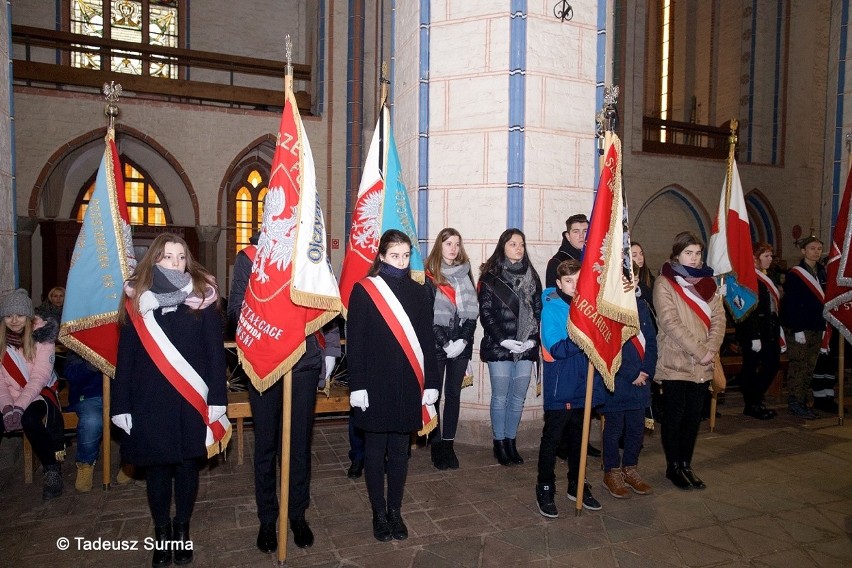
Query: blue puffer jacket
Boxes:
[
  {"xmin": 599, "ymin": 298, "xmax": 658, "ymax": 413},
  {"xmin": 540, "ymin": 287, "xmax": 605, "ymax": 411}
]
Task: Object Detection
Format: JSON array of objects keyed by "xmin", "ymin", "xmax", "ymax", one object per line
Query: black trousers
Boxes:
[
  {"xmin": 740, "ymin": 340, "xmax": 780, "ymax": 407},
  {"xmin": 661, "ymin": 380, "xmax": 706, "ymax": 465},
  {"xmin": 16, "ymin": 399, "xmax": 64, "ymax": 467},
  {"xmin": 429, "ymin": 356, "xmax": 468, "ymax": 442},
  {"xmin": 249, "ymin": 343, "xmax": 320, "ymax": 524},
  {"xmin": 537, "ymin": 408, "xmax": 583, "ymax": 486},
  {"xmin": 146, "ymin": 459, "xmax": 201, "ymax": 527},
  {"xmin": 364, "ymin": 431, "xmax": 410, "ymax": 513}
]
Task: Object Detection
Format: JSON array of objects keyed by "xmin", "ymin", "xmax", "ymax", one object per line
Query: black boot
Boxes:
[
  {"xmin": 443, "ymin": 440, "xmax": 459, "ymax": 469},
  {"xmin": 172, "ymin": 519, "xmax": 192, "ymax": 565},
  {"xmin": 386, "ymin": 508, "xmax": 408, "ymax": 540},
  {"xmin": 680, "ymin": 463, "xmax": 706, "ymax": 489},
  {"xmin": 372, "ymin": 510, "xmax": 393, "ymax": 542},
  {"xmin": 506, "ymin": 438, "xmax": 524, "ymax": 465},
  {"xmin": 493, "ymin": 439, "xmax": 511, "ymax": 466},
  {"xmin": 42, "ymin": 463, "xmax": 63, "ymax": 501},
  {"xmin": 431, "ymin": 440, "xmax": 448, "ymax": 470},
  {"xmin": 152, "ymin": 522, "xmax": 173, "ymax": 567},
  {"xmin": 665, "ymin": 462, "xmax": 692, "ymax": 490}
]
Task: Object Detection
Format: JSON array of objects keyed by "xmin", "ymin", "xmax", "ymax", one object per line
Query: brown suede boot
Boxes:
[
  {"xmin": 622, "ymin": 465, "xmax": 652, "ymax": 494},
  {"xmin": 603, "ymin": 469, "xmax": 631, "ymax": 499}
]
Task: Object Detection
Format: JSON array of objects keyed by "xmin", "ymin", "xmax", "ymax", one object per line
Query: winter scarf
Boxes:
[
  {"xmin": 432, "ymin": 261, "xmax": 479, "ymax": 327},
  {"xmin": 661, "ymin": 261, "xmax": 717, "ymax": 302},
  {"xmin": 124, "ymin": 266, "xmax": 218, "ymax": 314},
  {"xmin": 502, "ymin": 258, "xmax": 538, "ymax": 345}
]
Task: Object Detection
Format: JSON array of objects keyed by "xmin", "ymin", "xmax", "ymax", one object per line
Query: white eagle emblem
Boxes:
[
  {"xmin": 351, "ymin": 188, "xmax": 382, "ymax": 254},
  {"xmin": 254, "ymin": 186, "xmax": 298, "ymax": 283}
]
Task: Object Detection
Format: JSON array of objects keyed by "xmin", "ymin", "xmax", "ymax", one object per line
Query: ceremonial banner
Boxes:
[
  {"xmin": 339, "ymin": 105, "xmax": 423, "ymax": 311},
  {"xmin": 706, "ymin": 159, "xmax": 758, "ymax": 321},
  {"xmin": 824, "ymin": 170, "xmax": 852, "ymax": 343},
  {"xmin": 567, "ymin": 135, "xmax": 639, "ymax": 390},
  {"xmin": 59, "ymin": 131, "xmax": 136, "ymax": 375},
  {"xmin": 237, "ymin": 79, "xmax": 342, "ymax": 391}
]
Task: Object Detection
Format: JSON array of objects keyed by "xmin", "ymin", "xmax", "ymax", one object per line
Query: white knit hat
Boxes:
[{"xmin": 0, "ymin": 288, "xmax": 34, "ymax": 318}]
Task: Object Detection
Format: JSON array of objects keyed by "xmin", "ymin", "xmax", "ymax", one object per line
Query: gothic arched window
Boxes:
[{"xmin": 74, "ymin": 159, "xmax": 171, "ymax": 226}]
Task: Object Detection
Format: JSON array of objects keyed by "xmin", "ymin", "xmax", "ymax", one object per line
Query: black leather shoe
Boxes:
[
  {"xmin": 743, "ymin": 405, "xmax": 773, "ymax": 420},
  {"xmin": 372, "ymin": 510, "xmax": 393, "ymax": 542},
  {"xmin": 256, "ymin": 522, "xmax": 277, "ymax": 554},
  {"xmin": 290, "ymin": 517, "xmax": 314, "ymax": 549},
  {"xmin": 493, "ymin": 439, "xmax": 512, "ymax": 465},
  {"xmin": 431, "ymin": 441, "xmax": 448, "ymax": 470},
  {"xmin": 172, "ymin": 519, "xmax": 192, "ymax": 565},
  {"xmin": 152, "ymin": 522, "xmax": 173, "ymax": 567},
  {"xmin": 665, "ymin": 463, "xmax": 692, "ymax": 490},
  {"xmin": 386, "ymin": 509, "xmax": 408, "ymax": 540},
  {"xmin": 443, "ymin": 441, "xmax": 460, "ymax": 469},
  {"xmin": 506, "ymin": 438, "xmax": 524, "ymax": 465},
  {"xmin": 680, "ymin": 464, "xmax": 706, "ymax": 489},
  {"xmin": 586, "ymin": 443, "xmax": 602, "ymax": 458},
  {"xmin": 347, "ymin": 460, "xmax": 364, "ymax": 479}
]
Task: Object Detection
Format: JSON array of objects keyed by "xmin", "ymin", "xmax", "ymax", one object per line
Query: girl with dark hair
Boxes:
[
  {"xmin": 424, "ymin": 228, "xmax": 479, "ymax": 470},
  {"xmin": 347, "ymin": 229, "xmax": 440, "ymax": 542},
  {"xmin": 630, "ymin": 242, "xmax": 655, "ymax": 310},
  {"xmin": 478, "ymin": 228, "xmax": 542, "ymax": 466},
  {"xmin": 654, "ymin": 231, "xmax": 725, "ymax": 490},
  {"xmin": 735, "ymin": 242, "xmax": 782, "ymax": 420},
  {"xmin": 112, "ymin": 233, "xmax": 227, "ymax": 567}
]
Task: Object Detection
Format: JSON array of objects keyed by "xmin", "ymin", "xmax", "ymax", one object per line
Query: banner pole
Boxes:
[
  {"xmin": 277, "ymin": 370, "xmax": 293, "ymax": 565},
  {"xmin": 102, "ymin": 372, "xmax": 111, "ymax": 490},
  {"xmin": 575, "ymin": 362, "xmax": 595, "ymax": 516}
]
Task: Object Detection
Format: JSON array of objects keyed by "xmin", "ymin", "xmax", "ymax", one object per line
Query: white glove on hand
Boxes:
[
  {"xmin": 444, "ymin": 339, "xmax": 466, "ymax": 359},
  {"xmin": 751, "ymin": 340, "xmax": 762, "ymax": 353},
  {"xmin": 208, "ymin": 405, "xmax": 227, "ymax": 423},
  {"xmin": 820, "ymin": 347, "xmax": 830, "ymax": 355},
  {"xmin": 324, "ymin": 356, "xmax": 336, "ymax": 380},
  {"xmin": 717, "ymin": 284, "xmax": 727, "ymax": 296},
  {"xmin": 138, "ymin": 290, "xmax": 159, "ymax": 315},
  {"xmin": 794, "ymin": 331, "xmax": 806, "ymax": 345},
  {"xmin": 422, "ymin": 388, "xmax": 439, "ymax": 405},
  {"xmin": 500, "ymin": 339, "xmax": 524, "ymax": 352},
  {"xmin": 521, "ymin": 339, "xmax": 536, "ymax": 352},
  {"xmin": 112, "ymin": 413, "xmax": 132, "ymax": 435},
  {"xmin": 350, "ymin": 389, "xmax": 369, "ymax": 411}
]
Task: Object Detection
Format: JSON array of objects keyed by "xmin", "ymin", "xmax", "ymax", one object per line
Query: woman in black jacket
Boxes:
[
  {"xmin": 347, "ymin": 229, "xmax": 440, "ymax": 543},
  {"xmin": 478, "ymin": 228, "xmax": 542, "ymax": 466},
  {"xmin": 424, "ymin": 228, "xmax": 478, "ymax": 470},
  {"xmin": 112, "ymin": 233, "xmax": 227, "ymax": 567}
]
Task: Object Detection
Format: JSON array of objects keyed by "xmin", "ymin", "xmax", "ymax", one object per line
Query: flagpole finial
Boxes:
[
  {"xmin": 380, "ymin": 61, "xmax": 390, "ymax": 109},
  {"xmin": 729, "ymin": 119, "xmax": 739, "ymax": 148},
  {"xmin": 103, "ymin": 81, "xmax": 122, "ymax": 135},
  {"xmin": 846, "ymin": 132, "xmax": 852, "ymax": 155},
  {"xmin": 595, "ymin": 85, "xmax": 619, "ymax": 153},
  {"xmin": 285, "ymin": 35, "xmax": 293, "ymax": 79}
]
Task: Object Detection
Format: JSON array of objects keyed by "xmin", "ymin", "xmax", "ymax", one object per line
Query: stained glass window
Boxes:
[
  {"xmin": 71, "ymin": 0, "xmax": 179, "ymax": 78},
  {"xmin": 234, "ymin": 169, "xmax": 268, "ymax": 254},
  {"xmin": 76, "ymin": 160, "xmax": 170, "ymax": 226}
]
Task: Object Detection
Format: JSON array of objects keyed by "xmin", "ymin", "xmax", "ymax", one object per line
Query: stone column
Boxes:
[
  {"xmin": 195, "ymin": 226, "xmax": 222, "ymax": 277},
  {"xmin": 16, "ymin": 217, "xmax": 39, "ymax": 294},
  {"xmin": 0, "ymin": 8, "xmax": 13, "ymax": 292}
]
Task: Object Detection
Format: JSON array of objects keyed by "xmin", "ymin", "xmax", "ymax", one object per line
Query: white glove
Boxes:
[
  {"xmin": 324, "ymin": 356, "xmax": 336, "ymax": 380},
  {"xmin": 350, "ymin": 389, "xmax": 369, "ymax": 411},
  {"xmin": 717, "ymin": 284, "xmax": 727, "ymax": 296},
  {"xmin": 521, "ymin": 339, "xmax": 535, "ymax": 352},
  {"xmin": 444, "ymin": 339, "xmax": 466, "ymax": 359},
  {"xmin": 112, "ymin": 413, "xmax": 132, "ymax": 435},
  {"xmin": 794, "ymin": 332, "xmax": 806, "ymax": 344},
  {"xmin": 751, "ymin": 340, "xmax": 761, "ymax": 353},
  {"xmin": 422, "ymin": 388, "xmax": 439, "ymax": 405},
  {"xmin": 138, "ymin": 290, "xmax": 159, "ymax": 314},
  {"xmin": 780, "ymin": 345, "xmax": 787, "ymax": 354},
  {"xmin": 208, "ymin": 405, "xmax": 227, "ymax": 423},
  {"xmin": 500, "ymin": 339, "xmax": 524, "ymax": 352},
  {"xmin": 820, "ymin": 347, "xmax": 830, "ymax": 355}
]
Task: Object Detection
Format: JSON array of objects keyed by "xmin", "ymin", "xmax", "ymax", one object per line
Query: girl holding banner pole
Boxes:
[
  {"xmin": 112, "ymin": 233, "xmax": 228, "ymax": 567},
  {"xmin": 347, "ymin": 229, "xmax": 440, "ymax": 543}
]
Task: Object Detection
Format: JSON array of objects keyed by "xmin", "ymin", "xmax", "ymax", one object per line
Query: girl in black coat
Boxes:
[
  {"xmin": 112, "ymin": 233, "xmax": 226, "ymax": 567},
  {"xmin": 424, "ymin": 228, "xmax": 479, "ymax": 470},
  {"xmin": 347, "ymin": 229, "xmax": 440, "ymax": 543},
  {"xmin": 478, "ymin": 228, "xmax": 542, "ymax": 466}
]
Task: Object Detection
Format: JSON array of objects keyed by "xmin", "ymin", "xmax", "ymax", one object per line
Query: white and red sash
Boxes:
[
  {"xmin": 630, "ymin": 329, "xmax": 646, "ymax": 360},
  {"xmin": 128, "ymin": 301, "xmax": 231, "ymax": 458},
  {"xmin": 787, "ymin": 266, "xmax": 825, "ymax": 303},
  {"xmin": 667, "ymin": 276, "xmax": 712, "ymax": 331},
  {"xmin": 426, "ymin": 271, "xmax": 457, "ymax": 306},
  {"xmin": 2, "ymin": 347, "xmax": 59, "ymax": 408},
  {"xmin": 755, "ymin": 269, "xmax": 787, "ymax": 350},
  {"xmin": 359, "ymin": 277, "xmax": 437, "ymax": 436}
]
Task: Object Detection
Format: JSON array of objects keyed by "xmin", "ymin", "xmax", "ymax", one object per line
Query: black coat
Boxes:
[
  {"xmin": 736, "ymin": 277, "xmax": 782, "ymax": 344},
  {"xmin": 545, "ymin": 237, "xmax": 582, "ymax": 288},
  {"xmin": 478, "ymin": 270, "xmax": 542, "ymax": 362},
  {"xmin": 425, "ymin": 278, "xmax": 477, "ymax": 362},
  {"xmin": 347, "ymin": 273, "xmax": 440, "ymax": 433},
  {"xmin": 112, "ymin": 303, "xmax": 228, "ymax": 466}
]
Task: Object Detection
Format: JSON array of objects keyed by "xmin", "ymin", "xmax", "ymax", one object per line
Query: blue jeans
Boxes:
[
  {"xmin": 74, "ymin": 396, "xmax": 103, "ymax": 465},
  {"xmin": 488, "ymin": 360, "xmax": 533, "ymax": 440}
]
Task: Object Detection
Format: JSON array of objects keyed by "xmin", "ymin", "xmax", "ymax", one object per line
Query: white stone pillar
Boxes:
[{"xmin": 0, "ymin": 4, "xmax": 15, "ymax": 291}]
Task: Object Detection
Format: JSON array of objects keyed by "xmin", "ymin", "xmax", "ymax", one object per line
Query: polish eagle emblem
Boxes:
[
  {"xmin": 254, "ymin": 186, "xmax": 298, "ymax": 283},
  {"xmin": 349, "ymin": 185, "xmax": 383, "ymax": 255}
]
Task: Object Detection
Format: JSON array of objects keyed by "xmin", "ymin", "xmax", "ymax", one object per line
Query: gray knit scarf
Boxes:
[
  {"xmin": 502, "ymin": 258, "xmax": 537, "ymax": 346},
  {"xmin": 433, "ymin": 261, "xmax": 479, "ymax": 326},
  {"xmin": 150, "ymin": 265, "xmax": 192, "ymax": 309}
]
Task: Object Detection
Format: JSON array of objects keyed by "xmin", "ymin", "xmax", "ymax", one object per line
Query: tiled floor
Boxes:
[{"xmin": 2, "ymin": 393, "xmax": 851, "ymax": 567}]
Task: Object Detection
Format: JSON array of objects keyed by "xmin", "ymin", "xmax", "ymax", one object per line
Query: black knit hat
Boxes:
[{"xmin": 0, "ymin": 288, "xmax": 34, "ymax": 318}]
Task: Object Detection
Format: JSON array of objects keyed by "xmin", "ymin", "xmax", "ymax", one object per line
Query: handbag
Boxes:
[{"xmin": 711, "ymin": 354, "xmax": 726, "ymax": 392}]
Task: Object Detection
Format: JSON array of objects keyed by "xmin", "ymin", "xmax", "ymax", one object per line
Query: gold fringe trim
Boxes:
[
  {"xmin": 461, "ymin": 373, "xmax": 474, "ymax": 389},
  {"xmin": 410, "ymin": 269, "xmax": 425, "ymax": 285},
  {"xmin": 290, "ymin": 289, "xmax": 343, "ymax": 314},
  {"xmin": 58, "ymin": 332, "xmax": 116, "ymax": 377},
  {"xmin": 240, "ymin": 343, "xmax": 307, "ymax": 393},
  {"xmin": 206, "ymin": 422, "xmax": 233, "ymax": 459},
  {"xmin": 644, "ymin": 417, "xmax": 655, "ymax": 431},
  {"xmin": 567, "ymin": 316, "xmax": 625, "ymax": 392},
  {"xmin": 417, "ymin": 413, "xmax": 438, "ymax": 438}
]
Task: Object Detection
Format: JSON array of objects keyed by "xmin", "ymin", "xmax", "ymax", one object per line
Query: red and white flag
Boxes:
[
  {"xmin": 236, "ymin": 78, "xmax": 341, "ymax": 392},
  {"xmin": 567, "ymin": 134, "xmax": 639, "ymax": 390},
  {"xmin": 824, "ymin": 170, "xmax": 852, "ymax": 343}
]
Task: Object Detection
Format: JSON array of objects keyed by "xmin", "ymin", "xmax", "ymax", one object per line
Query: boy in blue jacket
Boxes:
[
  {"xmin": 535, "ymin": 259, "xmax": 604, "ymax": 517},
  {"xmin": 598, "ymin": 296, "xmax": 657, "ymax": 498}
]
